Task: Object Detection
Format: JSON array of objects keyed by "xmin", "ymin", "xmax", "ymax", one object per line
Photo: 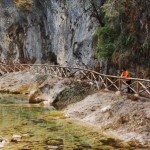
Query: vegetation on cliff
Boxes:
[{"xmin": 91, "ymin": 0, "xmax": 150, "ymax": 76}]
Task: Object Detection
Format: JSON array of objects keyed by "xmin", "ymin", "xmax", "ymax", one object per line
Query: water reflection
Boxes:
[{"xmin": 0, "ymin": 93, "xmax": 141, "ymax": 150}]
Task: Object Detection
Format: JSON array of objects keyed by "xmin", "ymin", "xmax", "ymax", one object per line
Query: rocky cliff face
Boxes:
[{"xmin": 0, "ymin": 0, "xmax": 98, "ymax": 67}]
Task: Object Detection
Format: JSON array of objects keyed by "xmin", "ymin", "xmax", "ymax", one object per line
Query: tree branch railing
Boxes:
[{"xmin": 0, "ymin": 63, "xmax": 150, "ymax": 98}]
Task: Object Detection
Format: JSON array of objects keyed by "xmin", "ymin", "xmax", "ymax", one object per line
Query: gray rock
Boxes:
[{"xmin": 0, "ymin": 0, "xmax": 99, "ymax": 68}]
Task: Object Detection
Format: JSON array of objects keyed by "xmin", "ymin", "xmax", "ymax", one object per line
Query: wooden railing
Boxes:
[{"xmin": 0, "ymin": 63, "xmax": 150, "ymax": 98}]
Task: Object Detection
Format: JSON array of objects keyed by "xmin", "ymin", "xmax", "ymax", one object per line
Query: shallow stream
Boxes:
[{"xmin": 0, "ymin": 93, "xmax": 140, "ymax": 150}]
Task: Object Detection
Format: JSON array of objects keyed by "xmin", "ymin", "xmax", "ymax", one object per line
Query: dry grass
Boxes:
[{"xmin": 14, "ymin": 0, "xmax": 33, "ymax": 11}]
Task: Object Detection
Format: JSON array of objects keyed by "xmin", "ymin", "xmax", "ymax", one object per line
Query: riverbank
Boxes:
[
  {"xmin": 2, "ymin": 94, "xmax": 126, "ymax": 150},
  {"xmin": 0, "ymin": 71, "xmax": 150, "ymax": 148},
  {"xmin": 64, "ymin": 91, "xmax": 150, "ymax": 147}
]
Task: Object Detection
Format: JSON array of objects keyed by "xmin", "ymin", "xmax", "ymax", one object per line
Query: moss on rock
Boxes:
[
  {"xmin": 52, "ymin": 81, "xmax": 96, "ymax": 109},
  {"xmin": 14, "ymin": 0, "xmax": 33, "ymax": 11}
]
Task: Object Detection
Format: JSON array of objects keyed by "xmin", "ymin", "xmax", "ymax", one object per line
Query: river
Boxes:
[{"xmin": 0, "ymin": 93, "xmax": 136, "ymax": 150}]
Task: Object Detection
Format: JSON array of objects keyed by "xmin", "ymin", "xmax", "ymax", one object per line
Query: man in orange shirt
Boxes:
[{"xmin": 121, "ymin": 67, "xmax": 132, "ymax": 93}]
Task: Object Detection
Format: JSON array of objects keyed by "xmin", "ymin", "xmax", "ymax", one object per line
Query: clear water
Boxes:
[{"xmin": 0, "ymin": 94, "xmax": 138, "ymax": 150}]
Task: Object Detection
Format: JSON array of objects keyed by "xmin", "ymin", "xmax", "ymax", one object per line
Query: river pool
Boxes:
[{"xmin": 0, "ymin": 93, "xmax": 139, "ymax": 150}]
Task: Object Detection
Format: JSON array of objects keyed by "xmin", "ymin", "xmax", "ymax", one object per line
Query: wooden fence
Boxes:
[{"xmin": 0, "ymin": 63, "xmax": 150, "ymax": 98}]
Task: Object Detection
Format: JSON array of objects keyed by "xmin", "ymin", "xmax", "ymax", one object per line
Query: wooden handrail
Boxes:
[{"xmin": 0, "ymin": 63, "xmax": 150, "ymax": 98}]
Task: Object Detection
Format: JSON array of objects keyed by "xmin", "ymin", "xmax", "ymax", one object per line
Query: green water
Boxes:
[{"xmin": 0, "ymin": 94, "xmax": 140, "ymax": 150}]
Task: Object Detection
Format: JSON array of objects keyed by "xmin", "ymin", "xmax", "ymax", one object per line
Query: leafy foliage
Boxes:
[
  {"xmin": 93, "ymin": 0, "xmax": 150, "ymax": 68},
  {"xmin": 94, "ymin": 25, "xmax": 115, "ymax": 59}
]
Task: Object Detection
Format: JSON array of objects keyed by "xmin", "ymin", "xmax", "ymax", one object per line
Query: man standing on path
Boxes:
[{"xmin": 121, "ymin": 67, "xmax": 132, "ymax": 93}]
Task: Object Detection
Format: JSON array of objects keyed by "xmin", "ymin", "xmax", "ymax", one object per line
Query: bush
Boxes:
[{"xmin": 94, "ymin": 25, "xmax": 115, "ymax": 59}]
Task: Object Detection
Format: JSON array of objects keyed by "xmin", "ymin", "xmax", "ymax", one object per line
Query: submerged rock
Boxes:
[
  {"xmin": 45, "ymin": 138, "xmax": 63, "ymax": 150},
  {"xmin": 11, "ymin": 134, "xmax": 22, "ymax": 143},
  {"xmin": 0, "ymin": 136, "xmax": 9, "ymax": 148}
]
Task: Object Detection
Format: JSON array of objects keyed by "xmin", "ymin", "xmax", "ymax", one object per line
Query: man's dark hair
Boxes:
[{"xmin": 122, "ymin": 67, "xmax": 126, "ymax": 71}]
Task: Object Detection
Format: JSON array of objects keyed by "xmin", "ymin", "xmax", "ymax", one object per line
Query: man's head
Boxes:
[{"xmin": 122, "ymin": 67, "xmax": 126, "ymax": 71}]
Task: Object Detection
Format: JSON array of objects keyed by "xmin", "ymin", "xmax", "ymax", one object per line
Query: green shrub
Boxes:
[{"xmin": 94, "ymin": 25, "xmax": 115, "ymax": 59}]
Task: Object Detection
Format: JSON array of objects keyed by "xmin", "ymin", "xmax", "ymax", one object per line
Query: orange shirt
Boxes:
[{"xmin": 121, "ymin": 71, "xmax": 131, "ymax": 80}]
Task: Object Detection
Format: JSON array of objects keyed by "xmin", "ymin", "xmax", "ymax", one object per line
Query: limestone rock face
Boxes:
[{"xmin": 0, "ymin": 0, "xmax": 98, "ymax": 67}]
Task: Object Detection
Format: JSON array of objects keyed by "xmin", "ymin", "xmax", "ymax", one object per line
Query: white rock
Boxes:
[
  {"xmin": 0, "ymin": 144, "xmax": 4, "ymax": 148},
  {"xmin": 12, "ymin": 135, "xmax": 21, "ymax": 139},
  {"xmin": 115, "ymin": 91, "xmax": 121, "ymax": 95},
  {"xmin": 134, "ymin": 94, "xmax": 139, "ymax": 97},
  {"xmin": 89, "ymin": 82, "xmax": 93, "ymax": 85},
  {"xmin": 100, "ymin": 105, "xmax": 111, "ymax": 113},
  {"xmin": 104, "ymin": 88, "xmax": 109, "ymax": 91},
  {"xmin": 0, "ymin": 139, "xmax": 9, "ymax": 148},
  {"xmin": 47, "ymin": 145, "xmax": 58, "ymax": 149},
  {"xmin": 77, "ymin": 79, "xmax": 81, "ymax": 82}
]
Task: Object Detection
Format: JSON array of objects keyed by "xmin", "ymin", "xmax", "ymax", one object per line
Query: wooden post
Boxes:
[
  {"xmin": 118, "ymin": 78, "xmax": 121, "ymax": 91},
  {"xmin": 104, "ymin": 76, "xmax": 109, "ymax": 91},
  {"xmin": 136, "ymin": 81, "xmax": 140, "ymax": 96}
]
